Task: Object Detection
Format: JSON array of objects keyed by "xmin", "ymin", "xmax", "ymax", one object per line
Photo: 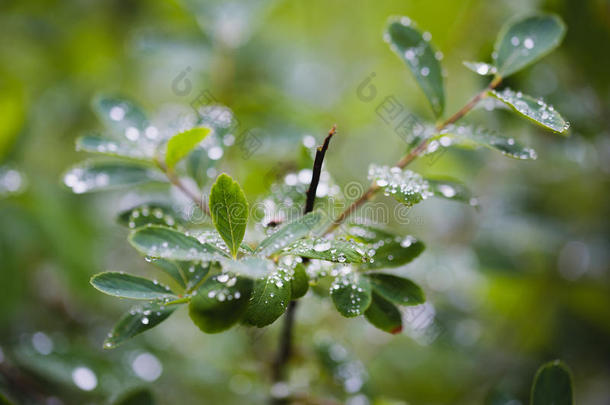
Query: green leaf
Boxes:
[
  {"xmin": 63, "ymin": 160, "xmax": 164, "ymax": 194},
  {"xmin": 129, "ymin": 225, "xmax": 227, "ymax": 261},
  {"xmin": 330, "ymin": 273, "xmax": 372, "ymax": 317},
  {"xmin": 149, "ymin": 258, "xmax": 187, "ymax": 288},
  {"xmin": 493, "ymin": 14, "xmax": 566, "ymax": 78},
  {"xmin": 367, "ymin": 273, "xmax": 425, "ymax": 306},
  {"xmin": 150, "ymin": 259, "xmax": 212, "ymax": 291},
  {"xmin": 434, "ymin": 123, "xmax": 538, "ymax": 160},
  {"xmin": 281, "ymin": 238, "xmax": 369, "ymax": 264},
  {"xmin": 188, "ymin": 274, "xmax": 253, "ymax": 333},
  {"xmin": 290, "ymin": 263, "xmax": 309, "ymax": 299},
  {"xmin": 117, "ymin": 203, "xmax": 182, "ymax": 229},
  {"xmin": 165, "ymin": 127, "xmax": 211, "ymax": 169},
  {"xmin": 90, "ymin": 272, "xmax": 176, "ymax": 300},
  {"xmin": 93, "ymin": 96, "xmax": 150, "ymax": 134},
  {"xmin": 368, "ymin": 165, "xmax": 432, "ymax": 206},
  {"xmin": 209, "ymin": 173, "xmax": 249, "ymax": 258},
  {"xmin": 256, "ymin": 212, "xmax": 322, "ymax": 257},
  {"xmin": 386, "ymin": 17, "xmax": 445, "ymax": 117},
  {"xmin": 489, "ymin": 88, "xmax": 569, "ymax": 134},
  {"xmin": 463, "ymin": 61, "xmax": 497, "ymax": 76},
  {"xmin": 76, "ymin": 134, "xmax": 154, "ymax": 162},
  {"xmin": 364, "ymin": 292, "xmax": 403, "ymax": 334},
  {"xmin": 243, "ymin": 267, "xmax": 292, "ymax": 327},
  {"xmin": 347, "ymin": 225, "xmax": 425, "ymax": 270},
  {"xmin": 113, "ymin": 388, "xmax": 155, "ymax": 405},
  {"xmin": 427, "ymin": 178, "xmax": 477, "ymax": 205},
  {"xmin": 531, "ymin": 360, "xmax": 573, "ymax": 405},
  {"xmin": 103, "ymin": 302, "xmax": 178, "ymax": 349}
]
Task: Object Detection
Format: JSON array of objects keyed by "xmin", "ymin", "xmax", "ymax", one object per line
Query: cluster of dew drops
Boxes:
[
  {"xmin": 368, "ymin": 164, "xmax": 433, "ymax": 202},
  {"xmin": 127, "ymin": 205, "xmax": 176, "ymax": 229}
]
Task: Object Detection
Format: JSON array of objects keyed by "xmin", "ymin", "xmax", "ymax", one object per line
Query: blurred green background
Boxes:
[{"xmin": 1, "ymin": 0, "xmax": 609, "ymax": 404}]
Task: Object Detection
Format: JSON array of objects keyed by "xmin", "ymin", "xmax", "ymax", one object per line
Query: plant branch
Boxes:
[
  {"xmin": 271, "ymin": 125, "xmax": 337, "ymax": 400},
  {"xmin": 154, "ymin": 157, "xmax": 211, "ymax": 217},
  {"xmin": 324, "ymin": 77, "xmax": 502, "ymax": 234}
]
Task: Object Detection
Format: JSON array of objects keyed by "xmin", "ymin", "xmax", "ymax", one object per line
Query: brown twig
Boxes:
[
  {"xmin": 270, "ymin": 125, "xmax": 337, "ymax": 403},
  {"xmin": 324, "ymin": 77, "xmax": 501, "ymax": 234},
  {"xmin": 154, "ymin": 158, "xmax": 211, "ymax": 217}
]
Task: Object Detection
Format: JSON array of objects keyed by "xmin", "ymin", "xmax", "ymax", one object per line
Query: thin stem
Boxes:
[
  {"xmin": 270, "ymin": 125, "xmax": 337, "ymax": 402},
  {"xmin": 324, "ymin": 77, "xmax": 501, "ymax": 234},
  {"xmin": 154, "ymin": 157, "xmax": 211, "ymax": 217}
]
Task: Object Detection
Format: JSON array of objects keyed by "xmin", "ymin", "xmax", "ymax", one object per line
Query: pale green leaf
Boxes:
[
  {"xmin": 165, "ymin": 127, "xmax": 211, "ymax": 169},
  {"xmin": 531, "ymin": 360, "xmax": 573, "ymax": 405},
  {"xmin": 188, "ymin": 274, "xmax": 253, "ymax": 333},
  {"xmin": 493, "ymin": 14, "xmax": 566, "ymax": 77},
  {"xmin": 256, "ymin": 212, "xmax": 322, "ymax": 257},
  {"xmin": 90, "ymin": 272, "xmax": 176, "ymax": 300},
  {"xmin": 92, "ymin": 96, "xmax": 150, "ymax": 134},
  {"xmin": 330, "ymin": 272, "xmax": 372, "ymax": 317},
  {"xmin": 209, "ymin": 173, "xmax": 249, "ymax": 258},
  {"xmin": 386, "ymin": 17, "xmax": 445, "ymax": 116},
  {"xmin": 427, "ymin": 178, "xmax": 477, "ymax": 205},
  {"xmin": 489, "ymin": 88, "xmax": 569, "ymax": 134}
]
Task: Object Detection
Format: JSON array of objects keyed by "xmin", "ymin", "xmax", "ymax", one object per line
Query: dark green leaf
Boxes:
[
  {"xmin": 256, "ymin": 212, "xmax": 322, "ymax": 256},
  {"xmin": 117, "ymin": 203, "xmax": 182, "ymax": 229},
  {"xmin": 367, "ymin": 273, "xmax": 425, "ymax": 306},
  {"xmin": 347, "ymin": 225, "xmax": 425, "ymax": 270},
  {"xmin": 209, "ymin": 173, "xmax": 249, "ymax": 258},
  {"xmin": 103, "ymin": 302, "xmax": 178, "ymax": 349},
  {"xmin": 165, "ymin": 127, "xmax": 211, "ymax": 169},
  {"xmin": 76, "ymin": 134, "xmax": 154, "ymax": 162},
  {"xmin": 63, "ymin": 160, "xmax": 164, "ymax": 194},
  {"xmin": 330, "ymin": 273, "xmax": 372, "ymax": 317},
  {"xmin": 531, "ymin": 360, "xmax": 573, "ymax": 405},
  {"xmin": 129, "ymin": 225, "xmax": 227, "ymax": 261},
  {"xmin": 113, "ymin": 388, "xmax": 155, "ymax": 405},
  {"xmin": 368, "ymin": 165, "xmax": 432, "ymax": 207},
  {"xmin": 493, "ymin": 14, "xmax": 566, "ymax": 77},
  {"xmin": 243, "ymin": 267, "xmax": 292, "ymax": 327},
  {"xmin": 290, "ymin": 263, "xmax": 309, "ymax": 299},
  {"xmin": 281, "ymin": 238, "xmax": 369, "ymax": 264},
  {"xmin": 386, "ymin": 17, "xmax": 445, "ymax": 117},
  {"xmin": 364, "ymin": 292, "xmax": 403, "ymax": 334},
  {"xmin": 90, "ymin": 272, "xmax": 176, "ymax": 300},
  {"xmin": 489, "ymin": 88, "xmax": 569, "ymax": 134},
  {"xmin": 188, "ymin": 274, "xmax": 253, "ymax": 333}
]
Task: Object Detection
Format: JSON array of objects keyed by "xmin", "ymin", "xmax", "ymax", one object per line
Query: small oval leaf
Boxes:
[
  {"xmin": 129, "ymin": 225, "xmax": 227, "ymax": 261},
  {"xmin": 76, "ymin": 134, "xmax": 154, "ymax": 162},
  {"xmin": 463, "ymin": 61, "xmax": 497, "ymax": 76},
  {"xmin": 493, "ymin": 14, "xmax": 566, "ymax": 78},
  {"xmin": 489, "ymin": 88, "xmax": 569, "ymax": 134},
  {"xmin": 364, "ymin": 292, "xmax": 403, "ymax": 334},
  {"xmin": 256, "ymin": 212, "xmax": 322, "ymax": 257},
  {"xmin": 117, "ymin": 203, "xmax": 182, "ymax": 229},
  {"xmin": 330, "ymin": 273, "xmax": 372, "ymax": 318},
  {"xmin": 290, "ymin": 263, "xmax": 309, "ymax": 299},
  {"xmin": 386, "ymin": 17, "xmax": 445, "ymax": 117},
  {"xmin": 188, "ymin": 274, "xmax": 253, "ymax": 333},
  {"xmin": 368, "ymin": 165, "xmax": 432, "ymax": 207},
  {"xmin": 243, "ymin": 268, "xmax": 292, "ymax": 327},
  {"xmin": 165, "ymin": 127, "xmax": 211, "ymax": 169},
  {"xmin": 367, "ymin": 273, "xmax": 425, "ymax": 306},
  {"xmin": 90, "ymin": 272, "xmax": 176, "ymax": 300},
  {"xmin": 103, "ymin": 302, "xmax": 178, "ymax": 349},
  {"xmin": 531, "ymin": 360, "xmax": 573, "ymax": 405},
  {"xmin": 209, "ymin": 173, "xmax": 249, "ymax": 258}
]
